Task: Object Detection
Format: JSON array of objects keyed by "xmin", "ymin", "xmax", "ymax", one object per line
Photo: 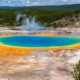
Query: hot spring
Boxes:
[
  {"xmin": 0, "ymin": 36, "xmax": 80, "ymax": 49},
  {"xmin": 16, "ymin": 13, "xmax": 44, "ymax": 30}
]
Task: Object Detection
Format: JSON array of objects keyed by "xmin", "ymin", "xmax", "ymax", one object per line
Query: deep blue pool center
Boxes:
[{"xmin": 0, "ymin": 36, "xmax": 80, "ymax": 48}]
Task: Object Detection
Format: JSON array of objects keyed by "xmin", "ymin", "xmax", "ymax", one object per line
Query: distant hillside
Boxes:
[
  {"xmin": 0, "ymin": 4, "xmax": 80, "ymax": 10},
  {"xmin": 26, "ymin": 4, "xmax": 80, "ymax": 10},
  {"xmin": 53, "ymin": 14, "xmax": 80, "ymax": 27},
  {"xmin": 0, "ymin": 4, "xmax": 80, "ymax": 28}
]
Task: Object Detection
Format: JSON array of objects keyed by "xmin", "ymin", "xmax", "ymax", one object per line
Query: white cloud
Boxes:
[
  {"xmin": 26, "ymin": 0, "xmax": 30, "ymax": 4},
  {"xmin": 31, "ymin": 0, "xmax": 41, "ymax": 6},
  {"xmin": 0, "ymin": 0, "xmax": 80, "ymax": 6},
  {"xmin": 32, "ymin": 1, "xmax": 40, "ymax": 5},
  {"xmin": 8, "ymin": 0, "xmax": 11, "ymax": 3},
  {"xmin": 63, "ymin": 0, "xmax": 67, "ymax": 2}
]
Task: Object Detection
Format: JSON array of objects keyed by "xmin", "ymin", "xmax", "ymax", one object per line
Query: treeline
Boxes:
[
  {"xmin": 33, "ymin": 9, "xmax": 80, "ymax": 27},
  {"xmin": 0, "ymin": 8, "xmax": 80, "ymax": 28},
  {"xmin": 0, "ymin": 10, "xmax": 16, "ymax": 27}
]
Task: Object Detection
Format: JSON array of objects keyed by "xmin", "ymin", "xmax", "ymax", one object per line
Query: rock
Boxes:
[{"xmin": 0, "ymin": 78, "xmax": 8, "ymax": 80}]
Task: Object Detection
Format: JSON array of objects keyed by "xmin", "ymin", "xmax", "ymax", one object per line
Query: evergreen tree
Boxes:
[{"xmin": 72, "ymin": 60, "xmax": 80, "ymax": 80}]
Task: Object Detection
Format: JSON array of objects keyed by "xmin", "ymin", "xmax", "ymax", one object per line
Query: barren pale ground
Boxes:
[{"xmin": 0, "ymin": 49, "xmax": 79, "ymax": 80}]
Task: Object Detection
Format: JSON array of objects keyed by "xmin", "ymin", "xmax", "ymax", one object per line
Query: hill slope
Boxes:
[
  {"xmin": 26, "ymin": 4, "xmax": 80, "ymax": 10},
  {"xmin": 0, "ymin": 4, "xmax": 80, "ymax": 10}
]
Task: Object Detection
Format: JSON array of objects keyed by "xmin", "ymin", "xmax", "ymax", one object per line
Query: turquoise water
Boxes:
[{"xmin": 0, "ymin": 36, "xmax": 80, "ymax": 48}]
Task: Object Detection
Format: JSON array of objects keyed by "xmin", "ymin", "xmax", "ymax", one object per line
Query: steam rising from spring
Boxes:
[{"xmin": 16, "ymin": 13, "xmax": 44, "ymax": 30}]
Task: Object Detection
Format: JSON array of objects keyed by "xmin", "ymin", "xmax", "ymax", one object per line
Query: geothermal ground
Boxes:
[
  {"xmin": 0, "ymin": 29, "xmax": 80, "ymax": 80},
  {"xmin": 0, "ymin": 49, "xmax": 79, "ymax": 80}
]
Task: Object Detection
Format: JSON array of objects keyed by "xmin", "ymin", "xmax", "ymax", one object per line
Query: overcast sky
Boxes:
[{"xmin": 0, "ymin": 0, "xmax": 80, "ymax": 6}]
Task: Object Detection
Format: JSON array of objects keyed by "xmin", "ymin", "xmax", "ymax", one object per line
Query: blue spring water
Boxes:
[{"xmin": 0, "ymin": 36, "xmax": 80, "ymax": 48}]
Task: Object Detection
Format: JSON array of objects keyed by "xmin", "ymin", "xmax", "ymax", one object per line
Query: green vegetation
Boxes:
[
  {"xmin": 0, "ymin": 4, "xmax": 80, "ymax": 28},
  {"xmin": 72, "ymin": 60, "xmax": 80, "ymax": 80}
]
